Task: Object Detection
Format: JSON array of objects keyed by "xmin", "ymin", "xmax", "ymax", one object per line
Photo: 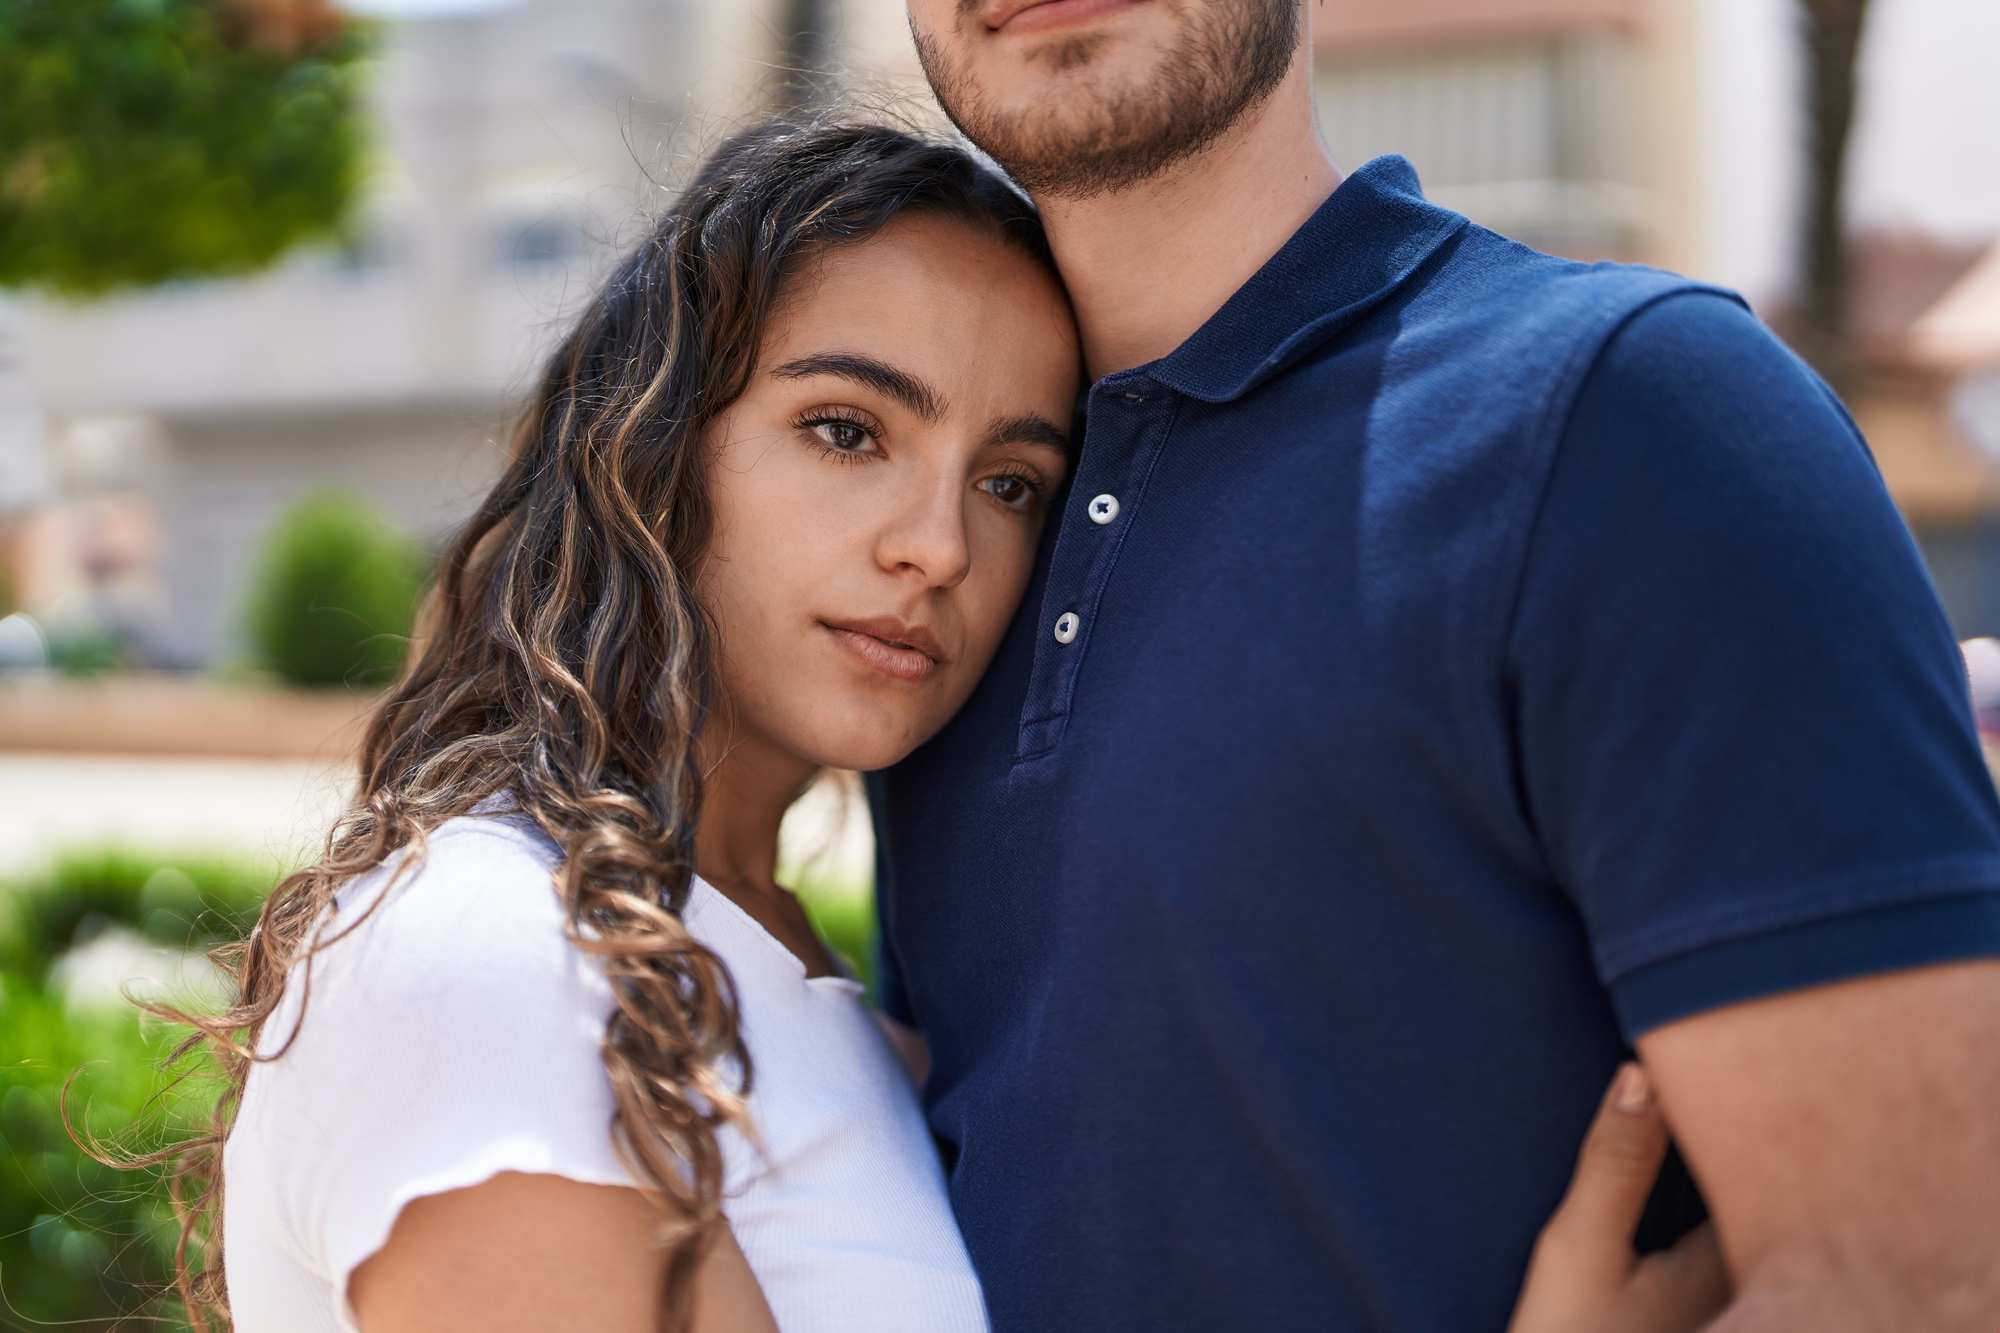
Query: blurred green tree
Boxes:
[
  {"xmin": 246, "ymin": 488, "xmax": 426, "ymax": 687},
  {"xmin": 0, "ymin": 0, "xmax": 373, "ymax": 296}
]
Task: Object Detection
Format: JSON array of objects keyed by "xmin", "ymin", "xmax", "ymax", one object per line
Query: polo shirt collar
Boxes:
[{"xmin": 1137, "ymin": 155, "xmax": 1468, "ymax": 404}]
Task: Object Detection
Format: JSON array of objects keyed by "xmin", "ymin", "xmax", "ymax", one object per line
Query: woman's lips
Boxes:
[
  {"xmin": 983, "ymin": 0, "xmax": 1138, "ymax": 36},
  {"xmin": 821, "ymin": 621, "xmax": 943, "ymax": 683}
]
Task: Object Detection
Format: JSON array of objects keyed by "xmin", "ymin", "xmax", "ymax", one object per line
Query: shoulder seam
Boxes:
[
  {"xmin": 1484, "ymin": 282, "xmax": 1737, "ymax": 844},
  {"xmin": 1493, "ymin": 283, "xmax": 1743, "ymax": 656}
]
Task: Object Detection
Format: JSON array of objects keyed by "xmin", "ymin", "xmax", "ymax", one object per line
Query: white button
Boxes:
[
  {"xmin": 1087, "ymin": 494, "xmax": 1120, "ymax": 525},
  {"xmin": 1053, "ymin": 612, "xmax": 1080, "ymax": 644}
]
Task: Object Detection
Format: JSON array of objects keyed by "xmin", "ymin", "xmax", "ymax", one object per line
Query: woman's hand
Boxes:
[{"xmin": 1508, "ymin": 1064, "xmax": 1731, "ymax": 1333}]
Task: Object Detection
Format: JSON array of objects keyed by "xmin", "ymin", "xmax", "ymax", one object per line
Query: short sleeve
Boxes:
[
  {"xmin": 232, "ymin": 820, "xmax": 634, "ymax": 1331},
  {"xmin": 1509, "ymin": 291, "xmax": 2000, "ymax": 1038}
]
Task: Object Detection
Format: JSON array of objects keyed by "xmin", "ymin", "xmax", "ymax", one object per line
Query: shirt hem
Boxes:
[
  {"xmin": 1608, "ymin": 889, "xmax": 2000, "ymax": 1038},
  {"xmin": 1591, "ymin": 852, "xmax": 2000, "ymax": 979},
  {"xmin": 325, "ymin": 1141, "xmax": 637, "ymax": 1333}
]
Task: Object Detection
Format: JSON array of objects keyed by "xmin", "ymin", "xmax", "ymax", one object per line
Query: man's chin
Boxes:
[
  {"xmin": 945, "ymin": 83, "xmax": 1218, "ymax": 199},
  {"xmin": 920, "ymin": 0, "xmax": 1303, "ymax": 200},
  {"xmin": 921, "ymin": 45, "xmax": 1174, "ymax": 193},
  {"xmin": 1019, "ymin": 31, "xmax": 1117, "ymax": 77}
]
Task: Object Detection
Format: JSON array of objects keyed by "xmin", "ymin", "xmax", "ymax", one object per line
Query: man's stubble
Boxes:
[{"xmin": 915, "ymin": 0, "xmax": 1303, "ymax": 201}]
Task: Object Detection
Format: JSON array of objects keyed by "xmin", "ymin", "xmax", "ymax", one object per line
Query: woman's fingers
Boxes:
[
  {"xmin": 1542, "ymin": 1064, "xmax": 1671, "ymax": 1261},
  {"xmin": 1510, "ymin": 1065, "xmax": 1730, "ymax": 1333},
  {"xmin": 1627, "ymin": 1222, "xmax": 1731, "ymax": 1333}
]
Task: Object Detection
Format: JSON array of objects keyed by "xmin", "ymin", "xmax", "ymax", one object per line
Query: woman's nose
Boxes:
[{"xmin": 876, "ymin": 473, "xmax": 972, "ymax": 589}]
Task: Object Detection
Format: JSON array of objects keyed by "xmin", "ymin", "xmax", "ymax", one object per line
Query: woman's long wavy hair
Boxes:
[{"xmin": 132, "ymin": 119, "xmax": 1052, "ymax": 1330}]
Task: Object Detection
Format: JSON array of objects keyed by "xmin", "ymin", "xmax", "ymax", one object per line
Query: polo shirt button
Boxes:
[
  {"xmin": 1087, "ymin": 494, "xmax": 1120, "ymax": 525},
  {"xmin": 1053, "ymin": 612, "xmax": 1080, "ymax": 644}
]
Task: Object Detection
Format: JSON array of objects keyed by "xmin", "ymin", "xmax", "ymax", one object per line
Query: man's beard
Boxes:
[{"xmin": 916, "ymin": 0, "xmax": 1303, "ymax": 201}]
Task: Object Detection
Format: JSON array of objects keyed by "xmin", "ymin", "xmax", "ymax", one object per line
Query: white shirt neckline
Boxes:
[{"xmin": 687, "ymin": 876, "xmax": 866, "ymax": 996}]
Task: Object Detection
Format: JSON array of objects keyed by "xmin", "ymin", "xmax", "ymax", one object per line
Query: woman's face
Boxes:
[{"xmin": 700, "ymin": 213, "xmax": 1081, "ymax": 773}]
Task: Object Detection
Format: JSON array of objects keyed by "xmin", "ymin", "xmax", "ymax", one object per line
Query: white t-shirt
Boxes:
[{"xmin": 223, "ymin": 814, "xmax": 987, "ymax": 1333}]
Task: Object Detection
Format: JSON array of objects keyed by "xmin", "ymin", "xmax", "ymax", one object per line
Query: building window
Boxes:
[{"xmin": 1315, "ymin": 35, "xmax": 1644, "ymax": 259}]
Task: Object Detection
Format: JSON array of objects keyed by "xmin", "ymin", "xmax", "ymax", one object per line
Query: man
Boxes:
[{"xmin": 869, "ymin": 1, "xmax": 2000, "ymax": 1330}]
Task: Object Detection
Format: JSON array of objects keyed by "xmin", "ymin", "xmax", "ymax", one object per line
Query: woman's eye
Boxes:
[
  {"xmin": 980, "ymin": 476, "xmax": 1036, "ymax": 509},
  {"xmin": 810, "ymin": 420, "xmax": 873, "ymax": 453}
]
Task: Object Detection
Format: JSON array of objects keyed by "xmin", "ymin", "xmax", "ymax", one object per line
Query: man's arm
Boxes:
[
  {"xmin": 1508, "ymin": 291, "xmax": 2000, "ymax": 1326},
  {"xmin": 1639, "ymin": 960, "xmax": 2000, "ymax": 1331}
]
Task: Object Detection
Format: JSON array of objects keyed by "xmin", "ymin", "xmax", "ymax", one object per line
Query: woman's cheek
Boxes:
[{"xmin": 966, "ymin": 521, "xmax": 1040, "ymax": 652}]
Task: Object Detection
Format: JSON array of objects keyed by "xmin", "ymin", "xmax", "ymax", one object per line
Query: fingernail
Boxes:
[{"xmin": 1613, "ymin": 1063, "xmax": 1655, "ymax": 1114}]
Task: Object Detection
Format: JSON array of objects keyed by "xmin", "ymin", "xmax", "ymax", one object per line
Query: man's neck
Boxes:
[{"xmin": 1036, "ymin": 53, "xmax": 1340, "ymax": 382}]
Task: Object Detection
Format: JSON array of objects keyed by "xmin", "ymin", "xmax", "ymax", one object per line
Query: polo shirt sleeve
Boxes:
[{"xmin": 1509, "ymin": 290, "xmax": 2000, "ymax": 1039}]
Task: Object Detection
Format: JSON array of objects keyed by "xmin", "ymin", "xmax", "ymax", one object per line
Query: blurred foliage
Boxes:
[
  {"xmin": 246, "ymin": 488, "xmax": 426, "ymax": 688},
  {"xmin": 789, "ymin": 875, "xmax": 875, "ymax": 992},
  {"xmin": 45, "ymin": 621, "xmax": 126, "ymax": 678},
  {"xmin": 0, "ymin": 838, "xmax": 874, "ymax": 1326},
  {"xmin": 0, "ymin": 847, "xmax": 277, "ymax": 985},
  {"xmin": 0, "ymin": 0, "xmax": 374, "ymax": 296},
  {"xmin": 0, "ymin": 978, "xmax": 215, "ymax": 1331},
  {"xmin": 1, "ymin": 849, "xmax": 265, "ymax": 1330}
]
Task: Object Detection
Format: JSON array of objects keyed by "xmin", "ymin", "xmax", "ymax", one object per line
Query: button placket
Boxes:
[{"xmin": 1016, "ymin": 383, "xmax": 1179, "ymax": 761}]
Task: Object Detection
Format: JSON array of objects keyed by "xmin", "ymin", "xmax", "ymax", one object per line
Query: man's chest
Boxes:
[{"xmin": 882, "ymin": 400, "xmax": 1565, "ymax": 1036}]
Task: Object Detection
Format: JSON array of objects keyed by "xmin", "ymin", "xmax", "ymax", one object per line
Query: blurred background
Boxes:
[{"xmin": 1, "ymin": 0, "xmax": 1997, "ymax": 1323}]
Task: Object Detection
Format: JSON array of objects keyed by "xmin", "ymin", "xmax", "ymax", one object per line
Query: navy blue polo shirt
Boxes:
[{"xmin": 869, "ymin": 156, "xmax": 2000, "ymax": 1332}]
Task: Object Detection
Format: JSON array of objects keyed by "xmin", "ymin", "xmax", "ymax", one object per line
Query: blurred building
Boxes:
[
  {"xmin": 1889, "ymin": 238, "xmax": 2000, "ymax": 631},
  {"xmin": 1313, "ymin": 0, "xmax": 1667, "ymax": 263},
  {"xmin": 18, "ymin": 0, "xmax": 799, "ymax": 667},
  {"xmin": 1305, "ymin": 0, "xmax": 2000, "ymax": 636},
  {"xmin": 12, "ymin": 0, "xmax": 2000, "ymax": 662}
]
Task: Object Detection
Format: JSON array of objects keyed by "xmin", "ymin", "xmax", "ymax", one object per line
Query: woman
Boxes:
[{"xmin": 158, "ymin": 120, "xmax": 1725, "ymax": 1332}]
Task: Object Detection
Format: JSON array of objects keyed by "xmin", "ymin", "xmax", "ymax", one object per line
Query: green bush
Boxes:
[
  {"xmin": 245, "ymin": 489, "xmax": 427, "ymax": 688},
  {"xmin": 45, "ymin": 621, "xmax": 126, "ymax": 677},
  {"xmin": 0, "ymin": 0, "xmax": 373, "ymax": 296},
  {"xmin": 0, "ymin": 850, "xmax": 269, "ymax": 1330},
  {"xmin": 0, "ymin": 848, "xmax": 277, "ymax": 983},
  {"xmin": 0, "ymin": 977, "xmax": 215, "ymax": 1330}
]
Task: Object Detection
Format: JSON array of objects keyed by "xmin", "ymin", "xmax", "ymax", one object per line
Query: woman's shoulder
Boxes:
[
  {"xmin": 285, "ymin": 813, "xmax": 597, "ymax": 1036},
  {"xmin": 345, "ymin": 811, "xmax": 560, "ymax": 933},
  {"xmin": 243, "ymin": 809, "xmax": 622, "ymax": 1157},
  {"xmin": 231, "ymin": 813, "xmax": 635, "ymax": 1297}
]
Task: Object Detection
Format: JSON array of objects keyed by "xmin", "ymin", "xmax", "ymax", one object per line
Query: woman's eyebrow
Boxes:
[
  {"xmin": 984, "ymin": 414, "xmax": 1071, "ymax": 459},
  {"xmin": 770, "ymin": 353, "xmax": 944, "ymax": 423}
]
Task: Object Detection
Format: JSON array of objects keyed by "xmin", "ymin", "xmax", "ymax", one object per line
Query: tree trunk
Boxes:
[
  {"xmin": 779, "ymin": 0, "xmax": 834, "ymax": 109},
  {"xmin": 1796, "ymin": 0, "xmax": 1872, "ymax": 397}
]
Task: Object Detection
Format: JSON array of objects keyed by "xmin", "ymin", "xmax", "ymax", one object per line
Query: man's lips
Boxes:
[
  {"xmin": 981, "ymin": 0, "xmax": 1137, "ymax": 36},
  {"xmin": 820, "ymin": 618, "xmax": 948, "ymax": 683}
]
